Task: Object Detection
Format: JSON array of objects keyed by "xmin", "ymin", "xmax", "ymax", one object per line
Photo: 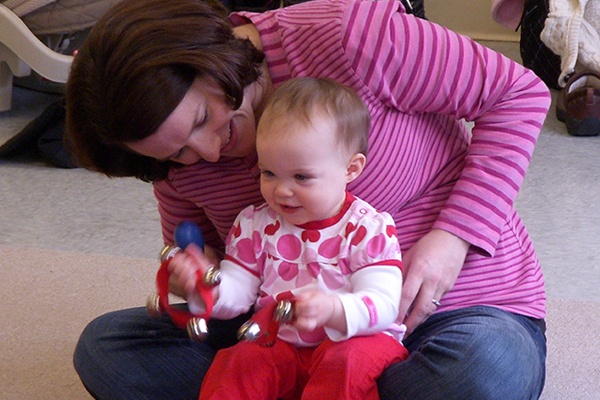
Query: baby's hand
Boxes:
[
  {"xmin": 168, "ymin": 244, "xmax": 211, "ymax": 300},
  {"xmin": 293, "ymin": 290, "xmax": 342, "ymax": 332}
]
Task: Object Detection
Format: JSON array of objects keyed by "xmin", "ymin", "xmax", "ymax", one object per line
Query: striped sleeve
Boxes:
[
  {"xmin": 153, "ymin": 178, "xmax": 217, "ymax": 247},
  {"xmin": 153, "ymin": 159, "xmax": 264, "ymax": 251},
  {"xmin": 341, "ymin": 0, "xmax": 551, "ymax": 255}
]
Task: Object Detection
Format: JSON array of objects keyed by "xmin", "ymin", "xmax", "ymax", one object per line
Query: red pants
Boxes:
[{"xmin": 199, "ymin": 333, "xmax": 409, "ymax": 400}]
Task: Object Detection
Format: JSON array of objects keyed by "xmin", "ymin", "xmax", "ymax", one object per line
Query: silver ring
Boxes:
[{"xmin": 432, "ymin": 299, "xmax": 442, "ymax": 307}]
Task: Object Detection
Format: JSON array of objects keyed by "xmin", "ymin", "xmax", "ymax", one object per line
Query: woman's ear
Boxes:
[{"xmin": 346, "ymin": 153, "xmax": 366, "ymax": 183}]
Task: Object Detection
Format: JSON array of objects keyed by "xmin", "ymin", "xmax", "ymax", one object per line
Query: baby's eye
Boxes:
[
  {"xmin": 294, "ymin": 174, "xmax": 309, "ymax": 181},
  {"xmin": 261, "ymin": 170, "xmax": 275, "ymax": 178}
]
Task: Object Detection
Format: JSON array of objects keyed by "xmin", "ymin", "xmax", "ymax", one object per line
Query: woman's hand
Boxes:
[
  {"xmin": 168, "ymin": 244, "xmax": 220, "ymax": 299},
  {"xmin": 399, "ymin": 229, "xmax": 469, "ymax": 335}
]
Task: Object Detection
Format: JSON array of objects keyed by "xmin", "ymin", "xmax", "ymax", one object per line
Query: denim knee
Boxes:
[
  {"xmin": 378, "ymin": 306, "xmax": 547, "ymax": 400},
  {"xmin": 73, "ymin": 307, "xmax": 215, "ymax": 400}
]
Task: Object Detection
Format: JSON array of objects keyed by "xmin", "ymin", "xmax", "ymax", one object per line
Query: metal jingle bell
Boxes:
[
  {"xmin": 146, "ymin": 292, "xmax": 164, "ymax": 318},
  {"xmin": 187, "ymin": 317, "xmax": 209, "ymax": 342},
  {"xmin": 159, "ymin": 245, "xmax": 181, "ymax": 263},
  {"xmin": 274, "ymin": 300, "xmax": 294, "ymax": 323},
  {"xmin": 202, "ymin": 265, "xmax": 222, "ymax": 287},
  {"xmin": 237, "ymin": 320, "xmax": 262, "ymax": 342}
]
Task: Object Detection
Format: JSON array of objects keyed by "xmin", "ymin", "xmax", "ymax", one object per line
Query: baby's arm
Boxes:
[
  {"xmin": 168, "ymin": 244, "xmax": 260, "ymax": 318},
  {"xmin": 294, "ymin": 265, "xmax": 403, "ymax": 340}
]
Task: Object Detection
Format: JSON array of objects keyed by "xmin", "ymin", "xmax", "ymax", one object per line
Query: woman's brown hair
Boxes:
[{"xmin": 65, "ymin": 0, "xmax": 265, "ymax": 181}]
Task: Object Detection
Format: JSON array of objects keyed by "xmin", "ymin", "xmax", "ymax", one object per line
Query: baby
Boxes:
[{"xmin": 170, "ymin": 77, "xmax": 408, "ymax": 400}]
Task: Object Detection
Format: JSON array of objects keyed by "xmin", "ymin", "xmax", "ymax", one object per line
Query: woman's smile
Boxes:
[{"xmin": 221, "ymin": 124, "xmax": 234, "ymax": 153}]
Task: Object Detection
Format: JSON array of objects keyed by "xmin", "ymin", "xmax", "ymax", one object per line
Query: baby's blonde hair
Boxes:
[{"xmin": 257, "ymin": 77, "xmax": 370, "ymax": 156}]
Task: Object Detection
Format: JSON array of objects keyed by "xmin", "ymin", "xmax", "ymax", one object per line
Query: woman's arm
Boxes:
[
  {"xmin": 345, "ymin": 2, "xmax": 550, "ymax": 252},
  {"xmin": 341, "ymin": 0, "xmax": 550, "ymax": 333}
]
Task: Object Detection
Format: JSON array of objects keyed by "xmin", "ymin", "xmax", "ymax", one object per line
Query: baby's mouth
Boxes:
[{"xmin": 280, "ymin": 204, "xmax": 301, "ymax": 213}]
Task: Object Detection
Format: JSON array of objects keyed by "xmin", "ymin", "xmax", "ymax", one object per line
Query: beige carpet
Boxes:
[
  {"xmin": 0, "ymin": 245, "xmax": 155, "ymax": 400},
  {"xmin": 1, "ymin": 244, "xmax": 598, "ymax": 399}
]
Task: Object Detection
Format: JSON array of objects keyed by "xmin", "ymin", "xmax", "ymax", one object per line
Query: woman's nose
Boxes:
[{"xmin": 189, "ymin": 133, "xmax": 221, "ymax": 163}]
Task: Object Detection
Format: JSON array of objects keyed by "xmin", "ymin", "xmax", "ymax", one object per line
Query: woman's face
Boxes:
[{"xmin": 126, "ymin": 76, "xmax": 258, "ymax": 164}]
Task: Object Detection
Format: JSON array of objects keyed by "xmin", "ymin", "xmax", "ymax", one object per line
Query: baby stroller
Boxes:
[{"xmin": 0, "ymin": 0, "xmax": 120, "ymax": 111}]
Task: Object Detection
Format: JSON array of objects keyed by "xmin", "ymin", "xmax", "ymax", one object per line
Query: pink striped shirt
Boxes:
[{"xmin": 154, "ymin": 0, "xmax": 550, "ymax": 319}]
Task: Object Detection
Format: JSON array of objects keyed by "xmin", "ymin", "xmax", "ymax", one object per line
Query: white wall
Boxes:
[{"xmin": 426, "ymin": 0, "xmax": 519, "ymax": 41}]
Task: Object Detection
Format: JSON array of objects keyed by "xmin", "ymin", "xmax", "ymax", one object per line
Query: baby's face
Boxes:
[{"xmin": 256, "ymin": 115, "xmax": 352, "ymax": 225}]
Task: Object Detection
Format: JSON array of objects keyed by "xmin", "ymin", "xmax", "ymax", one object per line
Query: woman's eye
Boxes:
[
  {"xmin": 197, "ymin": 109, "xmax": 209, "ymax": 128},
  {"xmin": 171, "ymin": 147, "xmax": 188, "ymax": 161}
]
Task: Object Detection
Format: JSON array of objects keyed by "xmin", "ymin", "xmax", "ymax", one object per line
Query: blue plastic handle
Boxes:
[{"xmin": 174, "ymin": 221, "xmax": 205, "ymax": 250}]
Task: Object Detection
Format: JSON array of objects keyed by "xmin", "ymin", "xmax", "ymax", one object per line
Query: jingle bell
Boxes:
[
  {"xmin": 187, "ymin": 317, "xmax": 209, "ymax": 342},
  {"xmin": 146, "ymin": 293, "xmax": 164, "ymax": 318},
  {"xmin": 236, "ymin": 300, "xmax": 294, "ymax": 345},
  {"xmin": 237, "ymin": 320, "xmax": 263, "ymax": 341},
  {"xmin": 202, "ymin": 265, "xmax": 222, "ymax": 287},
  {"xmin": 274, "ymin": 300, "xmax": 294, "ymax": 323},
  {"xmin": 159, "ymin": 244, "xmax": 180, "ymax": 262}
]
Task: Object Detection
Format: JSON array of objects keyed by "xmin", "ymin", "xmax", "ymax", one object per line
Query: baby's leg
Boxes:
[
  {"xmin": 303, "ymin": 334, "xmax": 408, "ymax": 400},
  {"xmin": 199, "ymin": 339, "xmax": 303, "ymax": 400}
]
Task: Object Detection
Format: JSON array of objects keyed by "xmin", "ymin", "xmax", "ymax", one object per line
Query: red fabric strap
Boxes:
[
  {"xmin": 248, "ymin": 292, "xmax": 296, "ymax": 346},
  {"xmin": 156, "ymin": 259, "xmax": 214, "ymax": 329}
]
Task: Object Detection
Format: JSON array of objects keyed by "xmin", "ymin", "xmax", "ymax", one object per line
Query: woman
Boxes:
[{"xmin": 66, "ymin": 0, "xmax": 550, "ymax": 399}]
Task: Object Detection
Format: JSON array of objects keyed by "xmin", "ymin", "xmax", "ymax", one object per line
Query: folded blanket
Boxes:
[{"xmin": 541, "ymin": 0, "xmax": 600, "ymax": 86}]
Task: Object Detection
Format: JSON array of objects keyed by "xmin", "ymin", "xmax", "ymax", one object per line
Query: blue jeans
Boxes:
[
  {"xmin": 378, "ymin": 306, "xmax": 546, "ymax": 400},
  {"xmin": 74, "ymin": 306, "xmax": 546, "ymax": 400}
]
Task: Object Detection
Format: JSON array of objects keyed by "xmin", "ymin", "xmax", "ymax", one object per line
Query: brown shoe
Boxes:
[{"xmin": 556, "ymin": 71, "xmax": 600, "ymax": 136}]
